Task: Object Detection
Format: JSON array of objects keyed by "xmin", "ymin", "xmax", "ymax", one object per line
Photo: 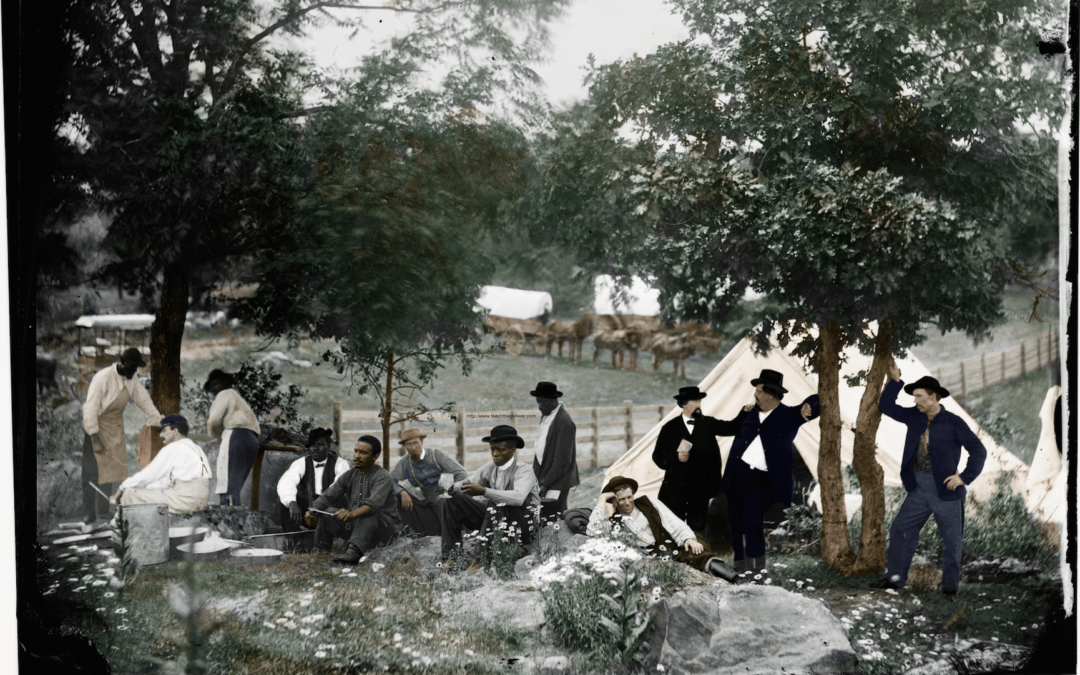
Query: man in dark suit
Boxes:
[
  {"xmin": 652, "ymin": 385, "xmax": 748, "ymax": 533},
  {"xmin": 530, "ymin": 382, "xmax": 579, "ymax": 518},
  {"xmin": 720, "ymin": 369, "xmax": 819, "ymax": 578}
]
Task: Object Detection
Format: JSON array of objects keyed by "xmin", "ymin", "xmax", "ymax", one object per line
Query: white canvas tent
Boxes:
[
  {"xmin": 594, "ymin": 275, "xmax": 661, "ymax": 316},
  {"xmin": 1024, "ymin": 386, "xmax": 1065, "ymax": 525},
  {"xmin": 475, "ymin": 285, "xmax": 553, "ymax": 321},
  {"xmin": 606, "ymin": 327, "xmax": 1039, "ymax": 517}
]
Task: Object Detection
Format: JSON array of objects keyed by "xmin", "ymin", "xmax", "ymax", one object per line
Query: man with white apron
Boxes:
[
  {"xmin": 204, "ymin": 369, "xmax": 261, "ymax": 506},
  {"xmin": 81, "ymin": 348, "xmax": 163, "ymax": 530}
]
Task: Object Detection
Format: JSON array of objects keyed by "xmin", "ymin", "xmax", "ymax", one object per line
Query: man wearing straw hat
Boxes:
[
  {"xmin": 81, "ymin": 347, "xmax": 163, "ymax": 532},
  {"xmin": 530, "ymin": 382, "xmax": 579, "ymax": 518},
  {"xmin": 870, "ymin": 365, "xmax": 986, "ymax": 597},
  {"xmin": 109, "ymin": 415, "xmax": 212, "ymax": 514},
  {"xmin": 390, "ymin": 428, "xmax": 469, "ymax": 536},
  {"xmin": 720, "ymin": 369, "xmax": 819, "ymax": 579}
]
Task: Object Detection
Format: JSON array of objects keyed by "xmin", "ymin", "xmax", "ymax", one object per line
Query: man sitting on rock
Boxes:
[
  {"xmin": 586, "ymin": 476, "xmax": 739, "ymax": 582},
  {"xmin": 276, "ymin": 428, "xmax": 351, "ymax": 534},
  {"xmin": 304, "ymin": 435, "xmax": 400, "ymax": 564},
  {"xmin": 390, "ymin": 428, "xmax": 469, "ymax": 537},
  {"xmin": 109, "ymin": 415, "xmax": 212, "ymax": 514},
  {"xmin": 440, "ymin": 425, "xmax": 540, "ymax": 572}
]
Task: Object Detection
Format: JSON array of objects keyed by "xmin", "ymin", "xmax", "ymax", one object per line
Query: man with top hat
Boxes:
[
  {"xmin": 389, "ymin": 428, "xmax": 469, "ymax": 536},
  {"xmin": 870, "ymin": 364, "xmax": 986, "ymax": 597},
  {"xmin": 303, "ymin": 435, "xmax": 400, "ymax": 563},
  {"xmin": 439, "ymin": 425, "xmax": 540, "ymax": 571},
  {"xmin": 109, "ymin": 415, "xmax": 212, "ymax": 514},
  {"xmin": 720, "ymin": 369, "xmax": 819, "ymax": 578},
  {"xmin": 204, "ymin": 368, "xmax": 261, "ymax": 506},
  {"xmin": 652, "ymin": 385, "xmax": 749, "ymax": 533},
  {"xmin": 530, "ymin": 382, "xmax": 580, "ymax": 518},
  {"xmin": 81, "ymin": 347, "xmax": 163, "ymax": 531},
  {"xmin": 277, "ymin": 427, "xmax": 352, "ymax": 534},
  {"xmin": 586, "ymin": 476, "xmax": 740, "ymax": 582}
]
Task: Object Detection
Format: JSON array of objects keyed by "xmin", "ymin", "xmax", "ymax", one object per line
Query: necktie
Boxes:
[
  {"xmin": 314, "ymin": 462, "xmax": 325, "ymax": 468},
  {"xmin": 686, "ymin": 419, "xmax": 695, "ymax": 425}
]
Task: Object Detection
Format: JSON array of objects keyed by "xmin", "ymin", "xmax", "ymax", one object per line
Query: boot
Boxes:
[
  {"xmin": 733, "ymin": 558, "xmax": 747, "ymax": 574},
  {"xmin": 333, "ymin": 544, "xmax": 363, "ymax": 564},
  {"xmin": 749, "ymin": 554, "xmax": 768, "ymax": 572},
  {"xmin": 706, "ymin": 558, "xmax": 740, "ymax": 583}
]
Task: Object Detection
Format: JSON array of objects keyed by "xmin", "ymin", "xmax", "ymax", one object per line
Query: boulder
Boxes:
[
  {"xmin": 901, "ymin": 639, "xmax": 1031, "ymax": 675},
  {"xmin": 962, "ymin": 557, "xmax": 1042, "ymax": 583},
  {"xmin": 647, "ymin": 585, "xmax": 858, "ymax": 675},
  {"xmin": 171, "ymin": 507, "xmax": 270, "ymax": 540}
]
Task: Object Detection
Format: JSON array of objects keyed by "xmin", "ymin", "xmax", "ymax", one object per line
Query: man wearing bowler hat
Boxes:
[
  {"xmin": 653, "ymin": 385, "xmax": 748, "ymax": 533},
  {"xmin": 720, "ymin": 369, "xmax": 819, "ymax": 578},
  {"xmin": 870, "ymin": 364, "xmax": 986, "ymax": 597},
  {"xmin": 81, "ymin": 347, "xmax": 163, "ymax": 532},
  {"xmin": 439, "ymin": 425, "xmax": 540, "ymax": 571},
  {"xmin": 389, "ymin": 428, "xmax": 469, "ymax": 536},
  {"xmin": 530, "ymin": 382, "xmax": 580, "ymax": 518},
  {"xmin": 277, "ymin": 428, "xmax": 352, "ymax": 534}
]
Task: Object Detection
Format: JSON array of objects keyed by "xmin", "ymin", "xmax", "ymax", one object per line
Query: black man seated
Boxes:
[
  {"xmin": 276, "ymin": 427, "xmax": 351, "ymax": 534},
  {"xmin": 390, "ymin": 428, "xmax": 469, "ymax": 536},
  {"xmin": 303, "ymin": 435, "xmax": 400, "ymax": 564}
]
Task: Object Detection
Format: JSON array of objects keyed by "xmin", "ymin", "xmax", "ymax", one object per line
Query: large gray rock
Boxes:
[{"xmin": 647, "ymin": 585, "xmax": 858, "ymax": 675}]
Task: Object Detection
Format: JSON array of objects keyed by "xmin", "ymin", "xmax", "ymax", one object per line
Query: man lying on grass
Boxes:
[
  {"xmin": 586, "ymin": 475, "xmax": 740, "ymax": 583},
  {"xmin": 304, "ymin": 435, "xmax": 400, "ymax": 564}
]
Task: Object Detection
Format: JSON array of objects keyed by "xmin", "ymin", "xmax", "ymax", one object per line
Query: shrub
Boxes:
[
  {"xmin": 182, "ymin": 360, "xmax": 311, "ymax": 432},
  {"xmin": 37, "ymin": 404, "xmax": 85, "ymax": 461},
  {"xmin": 963, "ymin": 472, "xmax": 1058, "ymax": 567}
]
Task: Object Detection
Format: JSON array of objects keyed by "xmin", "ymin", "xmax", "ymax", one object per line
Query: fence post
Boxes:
[
  {"xmin": 624, "ymin": 400, "xmax": 634, "ymax": 449},
  {"xmin": 455, "ymin": 404, "xmax": 466, "ymax": 465},
  {"xmin": 980, "ymin": 353, "xmax": 987, "ymax": 393},
  {"xmin": 959, "ymin": 361, "xmax": 967, "ymax": 398},
  {"xmin": 1001, "ymin": 351, "xmax": 1006, "ymax": 386},
  {"xmin": 591, "ymin": 407, "xmax": 600, "ymax": 468},
  {"xmin": 1020, "ymin": 342, "xmax": 1027, "ymax": 377},
  {"xmin": 658, "ymin": 404, "xmax": 665, "ymax": 423},
  {"xmin": 333, "ymin": 401, "xmax": 342, "ymax": 453},
  {"xmin": 1036, "ymin": 333, "xmax": 1043, "ymax": 369}
]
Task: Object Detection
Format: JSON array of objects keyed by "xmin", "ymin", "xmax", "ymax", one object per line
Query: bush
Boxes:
[
  {"xmin": 37, "ymin": 404, "xmax": 85, "ymax": 461},
  {"xmin": 182, "ymin": 360, "xmax": 311, "ymax": 433},
  {"xmin": 963, "ymin": 472, "xmax": 1058, "ymax": 567}
]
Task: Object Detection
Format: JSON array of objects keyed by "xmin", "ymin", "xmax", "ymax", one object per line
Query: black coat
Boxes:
[{"xmin": 652, "ymin": 411, "xmax": 747, "ymax": 521}]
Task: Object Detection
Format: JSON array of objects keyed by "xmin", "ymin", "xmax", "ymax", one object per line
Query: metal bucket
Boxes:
[{"xmin": 118, "ymin": 503, "xmax": 170, "ymax": 566}]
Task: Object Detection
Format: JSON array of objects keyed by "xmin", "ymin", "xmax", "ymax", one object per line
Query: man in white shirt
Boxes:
[
  {"xmin": 530, "ymin": 382, "xmax": 579, "ymax": 518},
  {"xmin": 109, "ymin": 415, "xmax": 211, "ymax": 514},
  {"xmin": 586, "ymin": 476, "xmax": 739, "ymax": 582},
  {"xmin": 82, "ymin": 348, "xmax": 163, "ymax": 529},
  {"xmin": 276, "ymin": 428, "xmax": 352, "ymax": 536}
]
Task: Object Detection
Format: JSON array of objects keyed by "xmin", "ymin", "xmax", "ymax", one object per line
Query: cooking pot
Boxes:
[{"xmin": 229, "ymin": 548, "xmax": 284, "ymax": 567}]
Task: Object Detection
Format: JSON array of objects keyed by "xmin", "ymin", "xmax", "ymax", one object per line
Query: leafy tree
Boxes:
[{"xmin": 527, "ymin": 0, "xmax": 1060, "ymax": 573}]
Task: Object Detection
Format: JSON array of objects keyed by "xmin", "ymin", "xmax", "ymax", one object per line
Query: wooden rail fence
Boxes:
[
  {"xmin": 929, "ymin": 327, "xmax": 1059, "ymax": 399},
  {"xmin": 330, "ymin": 401, "xmax": 673, "ymax": 471}
]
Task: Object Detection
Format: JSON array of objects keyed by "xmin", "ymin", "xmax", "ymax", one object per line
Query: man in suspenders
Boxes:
[{"xmin": 390, "ymin": 428, "xmax": 469, "ymax": 536}]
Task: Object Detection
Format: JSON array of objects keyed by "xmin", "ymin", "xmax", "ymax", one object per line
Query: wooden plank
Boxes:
[
  {"xmin": 592, "ymin": 408, "xmax": 600, "ymax": 468},
  {"xmin": 631, "ymin": 405, "xmax": 669, "ymax": 414}
]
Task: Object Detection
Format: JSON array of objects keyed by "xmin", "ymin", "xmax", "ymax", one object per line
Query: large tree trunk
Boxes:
[
  {"xmin": 150, "ymin": 262, "xmax": 189, "ymax": 414},
  {"xmin": 816, "ymin": 320, "xmax": 857, "ymax": 570},
  {"xmin": 846, "ymin": 319, "xmax": 895, "ymax": 574},
  {"xmin": 382, "ymin": 352, "xmax": 394, "ymax": 469}
]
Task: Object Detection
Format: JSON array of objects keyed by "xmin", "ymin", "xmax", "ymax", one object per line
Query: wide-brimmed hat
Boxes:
[
  {"xmin": 203, "ymin": 368, "xmax": 235, "ymax": 391},
  {"xmin": 674, "ymin": 385, "xmax": 707, "ymax": 402},
  {"xmin": 306, "ymin": 427, "xmax": 334, "ymax": 447},
  {"xmin": 481, "ymin": 425, "xmax": 525, "ymax": 449},
  {"xmin": 904, "ymin": 376, "xmax": 950, "ymax": 400},
  {"xmin": 602, "ymin": 476, "xmax": 639, "ymax": 495},
  {"xmin": 399, "ymin": 428, "xmax": 427, "ymax": 444},
  {"xmin": 119, "ymin": 347, "xmax": 146, "ymax": 367},
  {"xmin": 751, "ymin": 369, "xmax": 788, "ymax": 396},
  {"xmin": 530, "ymin": 381, "xmax": 563, "ymax": 398}
]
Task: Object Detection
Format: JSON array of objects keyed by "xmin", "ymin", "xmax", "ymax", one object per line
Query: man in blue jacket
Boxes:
[
  {"xmin": 871, "ymin": 364, "xmax": 986, "ymax": 596},
  {"xmin": 720, "ymin": 369, "xmax": 819, "ymax": 578}
]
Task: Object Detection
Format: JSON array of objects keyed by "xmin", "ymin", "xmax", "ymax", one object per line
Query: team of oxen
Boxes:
[{"xmin": 482, "ymin": 312, "xmax": 721, "ymax": 380}]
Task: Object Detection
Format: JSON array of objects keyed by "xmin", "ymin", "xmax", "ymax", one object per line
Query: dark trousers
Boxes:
[
  {"xmin": 398, "ymin": 487, "xmax": 447, "ymax": 537},
  {"xmin": 219, "ymin": 428, "xmax": 260, "ymax": 506},
  {"xmin": 441, "ymin": 491, "xmax": 535, "ymax": 559},
  {"xmin": 314, "ymin": 511, "xmax": 398, "ymax": 554},
  {"xmin": 278, "ymin": 495, "xmax": 311, "ymax": 534},
  {"xmin": 886, "ymin": 471, "xmax": 966, "ymax": 590},
  {"xmin": 727, "ymin": 461, "xmax": 776, "ymax": 561},
  {"xmin": 660, "ymin": 484, "xmax": 711, "ymax": 533},
  {"xmin": 82, "ymin": 433, "xmax": 117, "ymax": 523},
  {"xmin": 540, "ymin": 489, "xmax": 570, "ymax": 522}
]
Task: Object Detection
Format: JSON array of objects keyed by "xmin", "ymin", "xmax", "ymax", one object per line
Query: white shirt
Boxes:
[
  {"xmin": 741, "ymin": 407, "xmax": 774, "ymax": 471},
  {"xmin": 534, "ymin": 404, "xmax": 562, "ymax": 465},
  {"xmin": 586, "ymin": 497, "xmax": 696, "ymax": 549},
  {"xmin": 277, "ymin": 455, "xmax": 353, "ymax": 506},
  {"xmin": 120, "ymin": 438, "xmax": 211, "ymax": 491},
  {"xmin": 681, "ymin": 414, "xmax": 696, "ymax": 436}
]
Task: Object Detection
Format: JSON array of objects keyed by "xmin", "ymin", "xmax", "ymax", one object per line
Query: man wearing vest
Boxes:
[
  {"xmin": 585, "ymin": 476, "xmax": 739, "ymax": 582},
  {"xmin": 530, "ymin": 382, "xmax": 580, "ymax": 518},
  {"xmin": 720, "ymin": 369, "xmax": 819, "ymax": 579},
  {"xmin": 870, "ymin": 365, "xmax": 986, "ymax": 597},
  {"xmin": 439, "ymin": 425, "xmax": 540, "ymax": 572},
  {"xmin": 277, "ymin": 428, "xmax": 351, "ymax": 536},
  {"xmin": 390, "ymin": 428, "xmax": 469, "ymax": 536}
]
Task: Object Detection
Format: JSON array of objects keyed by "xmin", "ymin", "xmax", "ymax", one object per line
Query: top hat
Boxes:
[
  {"xmin": 203, "ymin": 368, "xmax": 235, "ymax": 392},
  {"xmin": 674, "ymin": 386, "xmax": 707, "ymax": 402},
  {"xmin": 399, "ymin": 428, "xmax": 428, "ymax": 444},
  {"xmin": 602, "ymin": 476, "xmax": 639, "ymax": 494},
  {"xmin": 751, "ymin": 369, "xmax": 788, "ymax": 395},
  {"xmin": 481, "ymin": 425, "xmax": 525, "ymax": 449},
  {"xmin": 904, "ymin": 376, "xmax": 950, "ymax": 400},
  {"xmin": 120, "ymin": 347, "xmax": 147, "ymax": 367},
  {"xmin": 306, "ymin": 427, "xmax": 334, "ymax": 446},
  {"xmin": 530, "ymin": 381, "xmax": 563, "ymax": 398},
  {"xmin": 160, "ymin": 414, "xmax": 188, "ymax": 429}
]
